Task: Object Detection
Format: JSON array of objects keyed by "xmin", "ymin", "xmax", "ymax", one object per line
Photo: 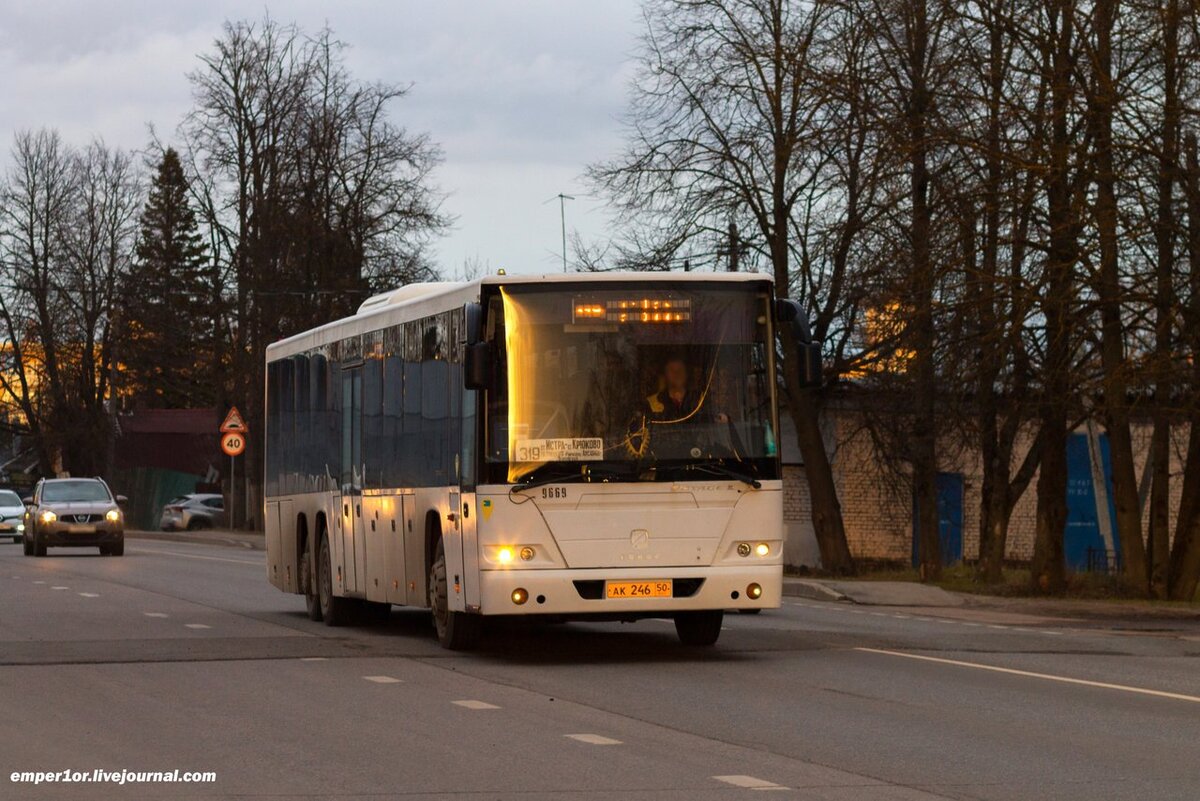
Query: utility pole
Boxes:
[
  {"xmin": 556, "ymin": 193, "xmax": 575, "ymax": 272},
  {"xmin": 727, "ymin": 221, "xmax": 740, "ymax": 272}
]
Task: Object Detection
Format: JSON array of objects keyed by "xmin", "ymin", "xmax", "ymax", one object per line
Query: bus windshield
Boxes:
[{"xmin": 484, "ymin": 282, "xmax": 778, "ymax": 484}]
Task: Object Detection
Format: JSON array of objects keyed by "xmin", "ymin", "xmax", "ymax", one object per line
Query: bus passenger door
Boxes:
[{"xmin": 340, "ymin": 367, "xmax": 365, "ymax": 595}]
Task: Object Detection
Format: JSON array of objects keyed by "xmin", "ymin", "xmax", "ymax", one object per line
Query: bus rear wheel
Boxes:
[
  {"xmin": 429, "ymin": 539, "xmax": 482, "ymax": 650},
  {"xmin": 674, "ymin": 610, "xmax": 723, "ymax": 646},
  {"xmin": 301, "ymin": 539, "xmax": 322, "ymax": 622},
  {"xmin": 317, "ymin": 534, "xmax": 354, "ymax": 626}
]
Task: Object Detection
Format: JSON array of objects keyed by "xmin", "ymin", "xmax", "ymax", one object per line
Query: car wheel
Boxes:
[
  {"xmin": 34, "ymin": 534, "xmax": 47, "ymax": 557},
  {"xmin": 22, "ymin": 534, "xmax": 32, "ymax": 556},
  {"xmin": 429, "ymin": 538, "xmax": 482, "ymax": 650},
  {"xmin": 186, "ymin": 518, "xmax": 207, "ymax": 531},
  {"xmin": 109, "ymin": 539, "xmax": 124, "ymax": 557},
  {"xmin": 99, "ymin": 544, "xmax": 110, "ymax": 556},
  {"xmin": 317, "ymin": 534, "xmax": 354, "ymax": 626},
  {"xmin": 674, "ymin": 610, "xmax": 723, "ymax": 646},
  {"xmin": 301, "ymin": 539, "xmax": 322, "ymax": 622}
]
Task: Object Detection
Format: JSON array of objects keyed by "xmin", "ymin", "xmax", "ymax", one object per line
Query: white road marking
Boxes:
[
  {"xmin": 988, "ymin": 624, "xmax": 1009, "ymax": 630},
  {"xmin": 564, "ymin": 733, "xmax": 622, "ymax": 745},
  {"xmin": 962, "ymin": 622, "xmax": 982, "ymax": 627},
  {"xmin": 856, "ymin": 647, "xmax": 1200, "ymax": 704},
  {"xmin": 51, "ymin": 586, "xmax": 69, "ymax": 590},
  {"xmin": 127, "ymin": 547, "xmax": 261, "ymax": 566},
  {"xmin": 143, "ymin": 612, "xmax": 168, "ymax": 618},
  {"xmin": 452, "ymin": 700, "xmax": 499, "ymax": 709},
  {"xmin": 300, "ymin": 657, "xmax": 327, "ymax": 662},
  {"xmin": 184, "ymin": 623, "xmax": 211, "ymax": 630},
  {"xmin": 712, "ymin": 775, "xmax": 789, "ymax": 791},
  {"xmin": 1039, "ymin": 630, "xmax": 1064, "ymax": 636},
  {"xmin": 363, "ymin": 675, "xmax": 403, "ymax": 684},
  {"xmin": 892, "ymin": 614, "xmax": 911, "ymax": 619},
  {"xmin": 78, "ymin": 592, "xmax": 99, "ymax": 598},
  {"xmin": 32, "ymin": 580, "xmax": 45, "ymax": 584}
]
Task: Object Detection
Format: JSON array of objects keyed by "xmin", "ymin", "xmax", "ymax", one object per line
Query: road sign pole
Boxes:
[{"xmin": 230, "ymin": 454, "xmax": 235, "ymax": 530}]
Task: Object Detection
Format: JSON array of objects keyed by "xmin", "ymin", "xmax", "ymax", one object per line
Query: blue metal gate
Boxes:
[
  {"xmin": 1065, "ymin": 433, "xmax": 1120, "ymax": 572},
  {"xmin": 912, "ymin": 472, "xmax": 964, "ymax": 567}
]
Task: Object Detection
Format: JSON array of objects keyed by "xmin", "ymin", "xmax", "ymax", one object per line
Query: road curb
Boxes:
[
  {"xmin": 783, "ymin": 578, "xmax": 849, "ymax": 603},
  {"xmin": 126, "ymin": 530, "xmax": 265, "ymax": 551}
]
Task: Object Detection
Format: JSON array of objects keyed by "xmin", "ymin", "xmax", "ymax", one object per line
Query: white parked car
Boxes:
[
  {"xmin": 160, "ymin": 494, "xmax": 226, "ymax": 531},
  {"xmin": 0, "ymin": 489, "xmax": 25, "ymax": 543}
]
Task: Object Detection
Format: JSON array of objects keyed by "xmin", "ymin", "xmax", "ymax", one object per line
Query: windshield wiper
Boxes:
[
  {"xmin": 680, "ymin": 460, "xmax": 762, "ymax": 489},
  {"xmin": 513, "ymin": 464, "xmax": 633, "ymax": 493}
]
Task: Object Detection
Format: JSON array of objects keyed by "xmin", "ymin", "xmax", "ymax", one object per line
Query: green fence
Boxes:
[{"xmin": 110, "ymin": 467, "xmax": 205, "ymax": 531}]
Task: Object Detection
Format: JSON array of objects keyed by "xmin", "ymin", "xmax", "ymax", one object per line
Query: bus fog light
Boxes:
[
  {"xmin": 747, "ymin": 583, "xmax": 762, "ymax": 600},
  {"xmin": 497, "ymin": 547, "xmax": 514, "ymax": 564},
  {"xmin": 511, "ymin": 588, "xmax": 529, "ymax": 605},
  {"xmin": 736, "ymin": 542, "xmax": 751, "ymax": 557},
  {"xmin": 755, "ymin": 543, "xmax": 769, "ymax": 557},
  {"xmin": 519, "ymin": 546, "xmax": 535, "ymax": 561}
]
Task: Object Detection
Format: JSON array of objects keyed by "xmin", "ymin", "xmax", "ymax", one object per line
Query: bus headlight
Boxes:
[
  {"xmin": 755, "ymin": 543, "xmax": 770, "ymax": 557},
  {"xmin": 40, "ymin": 511, "xmax": 57, "ymax": 524},
  {"xmin": 497, "ymin": 547, "xmax": 514, "ymax": 565},
  {"xmin": 105, "ymin": 509, "xmax": 121, "ymax": 523}
]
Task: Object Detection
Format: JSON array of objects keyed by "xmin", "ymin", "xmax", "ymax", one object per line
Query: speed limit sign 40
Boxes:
[{"xmin": 221, "ymin": 431, "xmax": 246, "ymax": 457}]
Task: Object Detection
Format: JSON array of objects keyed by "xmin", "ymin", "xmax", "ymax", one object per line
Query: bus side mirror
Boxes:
[
  {"xmin": 775, "ymin": 298, "xmax": 823, "ymax": 388},
  {"xmin": 464, "ymin": 342, "xmax": 491, "ymax": 390},
  {"xmin": 465, "ymin": 302, "xmax": 485, "ymax": 346}
]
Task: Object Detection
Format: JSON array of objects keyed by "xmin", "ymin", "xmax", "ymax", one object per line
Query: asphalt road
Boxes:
[{"xmin": 1, "ymin": 539, "xmax": 1198, "ymax": 800}]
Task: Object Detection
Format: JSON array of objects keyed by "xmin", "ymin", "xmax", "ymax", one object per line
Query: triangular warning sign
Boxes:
[{"xmin": 220, "ymin": 406, "xmax": 248, "ymax": 433}]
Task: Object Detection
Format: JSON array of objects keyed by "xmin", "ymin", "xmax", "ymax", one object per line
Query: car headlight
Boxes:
[
  {"xmin": 105, "ymin": 509, "xmax": 121, "ymax": 523},
  {"xmin": 17, "ymin": 523, "xmax": 24, "ymax": 532},
  {"xmin": 40, "ymin": 510, "xmax": 57, "ymax": 524}
]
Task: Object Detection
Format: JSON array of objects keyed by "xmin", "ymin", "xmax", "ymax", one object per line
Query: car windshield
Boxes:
[
  {"xmin": 0, "ymin": 490, "xmax": 22, "ymax": 506},
  {"xmin": 483, "ymin": 282, "xmax": 778, "ymax": 484},
  {"xmin": 42, "ymin": 481, "xmax": 111, "ymax": 503}
]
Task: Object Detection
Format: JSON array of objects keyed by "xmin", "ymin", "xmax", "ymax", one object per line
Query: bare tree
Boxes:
[{"xmin": 590, "ymin": 0, "xmax": 859, "ymax": 572}]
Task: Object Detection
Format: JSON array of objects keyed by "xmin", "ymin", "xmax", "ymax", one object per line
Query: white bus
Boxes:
[{"xmin": 263, "ymin": 272, "xmax": 820, "ymax": 649}]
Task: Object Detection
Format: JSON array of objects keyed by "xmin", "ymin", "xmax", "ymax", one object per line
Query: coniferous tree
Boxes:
[{"xmin": 120, "ymin": 147, "xmax": 216, "ymax": 408}]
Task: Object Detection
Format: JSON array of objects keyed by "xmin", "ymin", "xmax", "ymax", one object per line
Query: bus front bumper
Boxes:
[{"xmin": 476, "ymin": 565, "xmax": 781, "ymax": 616}]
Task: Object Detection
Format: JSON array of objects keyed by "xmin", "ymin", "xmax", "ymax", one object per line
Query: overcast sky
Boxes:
[{"xmin": 0, "ymin": 0, "xmax": 643, "ymax": 277}]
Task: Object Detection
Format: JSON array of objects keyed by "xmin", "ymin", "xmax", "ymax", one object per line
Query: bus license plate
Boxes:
[{"xmin": 606, "ymin": 580, "xmax": 672, "ymax": 599}]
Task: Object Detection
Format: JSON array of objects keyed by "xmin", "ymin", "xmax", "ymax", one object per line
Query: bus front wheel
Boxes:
[
  {"xmin": 429, "ymin": 539, "xmax": 482, "ymax": 650},
  {"xmin": 675, "ymin": 611, "xmax": 723, "ymax": 646}
]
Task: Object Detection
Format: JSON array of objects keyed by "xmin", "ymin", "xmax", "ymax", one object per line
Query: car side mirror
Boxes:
[
  {"xmin": 464, "ymin": 342, "xmax": 491, "ymax": 391},
  {"xmin": 22, "ymin": 497, "xmax": 32, "ymax": 506},
  {"xmin": 775, "ymin": 298, "xmax": 823, "ymax": 388},
  {"xmin": 116, "ymin": 495, "xmax": 129, "ymax": 505}
]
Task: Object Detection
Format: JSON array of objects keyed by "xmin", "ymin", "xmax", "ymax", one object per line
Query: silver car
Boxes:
[
  {"xmin": 23, "ymin": 478, "xmax": 126, "ymax": 557},
  {"xmin": 0, "ymin": 490, "xmax": 25, "ymax": 543},
  {"xmin": 160, "ymin": 494, "xmax": 226, "ymax": 531}
]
